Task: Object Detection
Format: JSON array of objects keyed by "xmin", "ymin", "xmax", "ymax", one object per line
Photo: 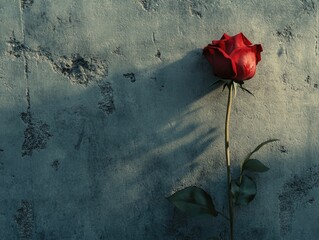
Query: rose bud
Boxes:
[{"xmin": 203, "ymin": 32, "xmax": 263, "ymax": 81}]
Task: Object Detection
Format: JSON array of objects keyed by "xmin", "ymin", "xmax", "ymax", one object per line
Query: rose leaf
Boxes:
[
  {"xmin": 167, "ymin": 186, "xmax": 218, "ymax": 217},
  {"xmin": 232, "ymin": 175, "xmax": 257, "ymax": 206},
  {"xmin": 243, "ymin": 139, "xmax": 279, "ymax": 163},
  {"xmin": 242, "ymin": 159, "xmax": 269, "ymax": 173}
]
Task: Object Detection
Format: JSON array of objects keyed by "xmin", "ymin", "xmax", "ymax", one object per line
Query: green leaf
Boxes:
[
  {"xmin": 239, "ymin": 85, "xmax": 254, "ymax": 96},
  {"xmin": 243, "ymin": 139, "xmax": 279, "ymax": 163},
  {"xmin": 230, "ymin": 180, "xmax": 240, "ymax": 202},
  {"xmin": 167, "ymin": 186, "xmax": 218, "ymax": 217},
  {"xmin": 242, "ymin": 159, "xmax": 269, "ymax": 172},
  {"xmin": 232, "ymin": 175, "xmax": 257, "ymax": 206}
]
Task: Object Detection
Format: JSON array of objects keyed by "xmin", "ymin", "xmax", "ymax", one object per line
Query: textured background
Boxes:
[{"xmin": 0, "ymin": 0, "xmax": 318, "ymax": 239}]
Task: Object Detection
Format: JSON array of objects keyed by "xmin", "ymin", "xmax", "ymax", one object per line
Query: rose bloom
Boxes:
[{"xmin": 203, "ymin": 33, "xmax": 263, "ymax": 81}]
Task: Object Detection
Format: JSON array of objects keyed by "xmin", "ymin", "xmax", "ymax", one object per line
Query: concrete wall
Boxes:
[{"xmin": 0, "ymin": 0, "xmax": 318, "ymax": 239}]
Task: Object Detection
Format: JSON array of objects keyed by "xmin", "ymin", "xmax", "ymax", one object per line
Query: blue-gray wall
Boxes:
[{"xmin": 0, "ymin": 0, "xmax": 318, "ymax": 239}]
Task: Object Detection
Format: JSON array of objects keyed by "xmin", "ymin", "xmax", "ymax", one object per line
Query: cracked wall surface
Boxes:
[{"xmin": 0, "ymin": 0, "xmax": 318, "ymax": 239}]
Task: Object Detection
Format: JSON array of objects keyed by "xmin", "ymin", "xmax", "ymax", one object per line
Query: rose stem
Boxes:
[{"xmin": 225, "ymin": 82, "xmax": 234, "ymax": 240}]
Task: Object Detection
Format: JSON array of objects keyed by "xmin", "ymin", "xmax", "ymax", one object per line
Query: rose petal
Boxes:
[
  {"xmin": 203, "ymin": 46, "xmax": 237, "ymax": 79},
  {"xmin": 220, "ymin": 33, "xmax": 231, "ymax": 40},
  {"xmin": 203, "ymin": 33, "xmax": 263, "ymax": 81},
  {"xmin": 253, "ymin": 44, "xmax": 263, "ymax": 64},
  {"xmin": 236, "ymin": 32, "xmax": 252, "ymax": 46},
  {"xmin": 212, "ymin": 40, "xmax": 235, "ymax": 55},
  {"xmin": 212, "ymin": 33, "xmax": 231, "ymax": 45},
  {"xmin": 211, "ymin": 33, "xmax": 232, "ymax": 53},
  {"xmin": 211, "ymin": 40, "xmax": 227, "ymax": 53},
  {"xmin": 212, "ymin": 33, "xmax": 253, "ymax": 55},
  {"xmin": 229, "ymin": 33, "xmax": 252, "ymax": 51},
  {"xmin": 230, "ymin": 47, "xmax": 258, "ymax": 81}
]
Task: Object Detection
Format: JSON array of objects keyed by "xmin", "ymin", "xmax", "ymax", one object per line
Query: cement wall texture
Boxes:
[{"xmin": 0, "ymin": 0, "xmax": 318, "ymax": 239}]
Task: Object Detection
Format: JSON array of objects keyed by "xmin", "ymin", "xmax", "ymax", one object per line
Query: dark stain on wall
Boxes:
[
  {"xmin": 281, "ymin": 72, "xmax": 301, "ymax": 91},
  {"xmin": 52, "ymin": 55, "xmax": 108, "ymax": 85},
  {"xmin": 303, "ymin": 75, "xmax": 319, "ymax": 90},
  {"xmin": 7, "ymin": 35, "xmax": 108, "ymax": 86},
  {"xmin": 155, "ymin": 49, "xmax": 161, "ymax": 59},
  {"xmin": 301, "ymin": 0, "xmax": 315, "ymax": 14},
  {"xmin": 21, "ymin": 111, "xmax": 52, "ymax": 157},
  {"xmin": 279, "ymin": 165, "xmax": 319, "ymax": 236},
  {"xmin": 51, "ymin": 159, "xmax": 60, "ymax": 171},
  {"xmin": 14, "ymin": 200, "xmax": 34, "ymax": 240},
  {"xmin": 98, "ymin": 82, "xmax": 115, "ymax": 115},
  {"xmin": 138, "ymin": 0, "xmax": 159, "ymax": 12},
  {"xmin": 21, "ymin": 0, "xmax": 34, "ymax": 9},
  {"xmin": 7, "ymin": 34, "xmax": 30, "ymax": 58},
  {"xmin": 305, "ymin": 75, "xmax": 311, "ymax": 84},
  {"xmin": 277, "ymin": 46, "xmax": 285, "ymax": 57},
  {"xmin": 276, "ymin": 26, "xmax": 294, "ymax": 42},
  {"xmin": 189, "ymin": 2, "xmax": 203, "ymax": 18},
  {"xmin": 279, "ymin": 145, "xmax": 288, "ymax": 153},
  {"xmin": 112, "ymin": 46, "xmax": 124, "ymax": 56},
  {"xmin": 123, "ymin": 72, "xmax": 136, "ymax": 83}
]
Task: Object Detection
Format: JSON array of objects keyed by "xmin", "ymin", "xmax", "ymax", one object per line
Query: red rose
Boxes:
[{"xmin": 203, "ymin": 33, "xmax": 263, "ymax": 81}]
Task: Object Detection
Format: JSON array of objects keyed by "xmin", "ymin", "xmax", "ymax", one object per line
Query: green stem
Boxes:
[{"xmin": 225, "ymin": 82, "xmax": 234, "ymax": 240}]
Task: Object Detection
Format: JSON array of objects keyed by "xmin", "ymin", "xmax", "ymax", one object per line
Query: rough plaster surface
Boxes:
[{"xmin": 0, "ymin": 0, "xmax": 318, "ymax": 239}]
